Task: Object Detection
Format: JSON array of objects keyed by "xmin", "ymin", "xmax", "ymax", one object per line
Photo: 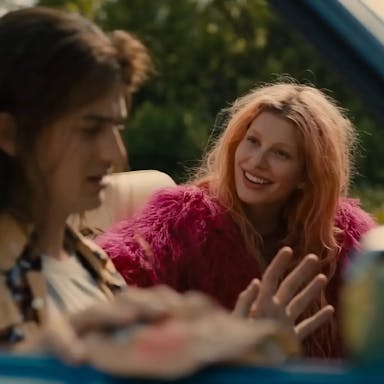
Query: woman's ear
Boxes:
[{"xmin": 0, "ymin": 112, "xmax": 17, "ymax": 156}]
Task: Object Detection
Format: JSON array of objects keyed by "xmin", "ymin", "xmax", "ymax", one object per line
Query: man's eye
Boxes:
[
  {"xmin": 82, "ymin": 126, "xmax": 102, "ymax": 136},
  {"xmin": 116, "ymin": 124, "xmax": 126, "ymax": 132}
]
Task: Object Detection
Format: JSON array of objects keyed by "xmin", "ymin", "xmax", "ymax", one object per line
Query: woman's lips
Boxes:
[{"xmin": 243, "ymin": 171, "xmax": 272, "ymax": 185}]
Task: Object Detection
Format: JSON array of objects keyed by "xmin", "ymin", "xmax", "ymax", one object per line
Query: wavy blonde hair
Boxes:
[{"xmin": 191, "ymin": 82, "xmax": 357, "ymax": 356}]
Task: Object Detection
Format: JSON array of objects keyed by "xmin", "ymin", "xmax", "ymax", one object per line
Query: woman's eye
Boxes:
[
  {"xmin": 273, "ymin": 149, "xmax": 290, "ymax": 159},
  {"xmin": 246, "ymin": 136, "xmax": 259, "ymax": 144}
]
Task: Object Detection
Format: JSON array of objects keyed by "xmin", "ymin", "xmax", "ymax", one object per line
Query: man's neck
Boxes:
[{"xmin": 35, "ymin": 208, "xmax": 69, "ymax": 260}]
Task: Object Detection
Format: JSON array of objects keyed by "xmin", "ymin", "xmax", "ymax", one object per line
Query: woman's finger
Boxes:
[
  {"xmin": 294, "ymin": 305, "xmax": 334, "ymax": 340},
  {"xmin": 249, "ymin": 295, "xmax": 287, "ymax": 322},
  {"xmin": 275, "ymin": 254, "xmax": 320, "ymax": 306},
  {"xmin": 233, "ymin": 279, "xmax": 260, "ymax": 317},
  {"xmin": 286, "ymin": 274, "xmax": 328, "ymax": 321},
  {"xmin": 258, "ymin": 247, "xmax": 293, "ymax": 297}
]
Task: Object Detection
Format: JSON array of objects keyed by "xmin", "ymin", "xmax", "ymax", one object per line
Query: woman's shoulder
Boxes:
[
  {"xmin": 336, "ymin": 197, "xmax": 376, "ymax": 230},
  {"xmin": 335, "ymin": 197, "xmax": 377, "ymax": 251}
]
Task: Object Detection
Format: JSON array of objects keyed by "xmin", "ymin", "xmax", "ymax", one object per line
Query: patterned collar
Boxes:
[{"xmin": 0, "ymin": 212, "xmax": 125, "ymax": 345}]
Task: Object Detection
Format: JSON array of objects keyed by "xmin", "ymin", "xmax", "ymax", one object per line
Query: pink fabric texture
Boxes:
[
  {"xmin": 97, "ymin": 185, "xmax": 375, "ymax": 307},
  {"xmin": 97, "ymin": 185, "xmax": 376, "ymax": 356}
]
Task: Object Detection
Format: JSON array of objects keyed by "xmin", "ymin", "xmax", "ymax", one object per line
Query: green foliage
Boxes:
[
  {"xmin": 352, "ymin": 187, "xmax": 384, "ymax": 224},
  {"xmin": 37, "ymin": 0, "xmax": 383, "ymax": 186},
  {"xmin": 38, "ymin": 0, "xmax": 105, "ymax": 19},
  {"xmin": 125, "ymin": 101, "xmax": 208, "ymax": 182}
]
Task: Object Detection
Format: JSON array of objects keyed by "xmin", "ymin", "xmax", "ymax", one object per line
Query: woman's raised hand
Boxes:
[{"xmin": 233, "ymin": 246, "xmax": 334, "ymax": 340}]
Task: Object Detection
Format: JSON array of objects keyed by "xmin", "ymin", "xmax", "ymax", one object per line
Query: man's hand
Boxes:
[{"xmin": 20, "ymin": 285, "xmax": 300, "ymax": 378}]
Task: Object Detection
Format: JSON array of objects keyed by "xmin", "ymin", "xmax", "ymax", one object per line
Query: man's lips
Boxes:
[{"xmin": 86, "ymin": 174, "xmax": 108, "ymax": 187}]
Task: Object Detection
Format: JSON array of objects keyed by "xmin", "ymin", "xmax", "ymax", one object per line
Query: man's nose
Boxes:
[{"xmin": 101, "ymin": 127, "xmax": 127, "ymax": 171}]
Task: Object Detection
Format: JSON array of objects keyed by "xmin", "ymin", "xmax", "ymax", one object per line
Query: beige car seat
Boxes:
[{"xmin": 69, "ymin": 170, "xmax": 176, "ymax": 233}]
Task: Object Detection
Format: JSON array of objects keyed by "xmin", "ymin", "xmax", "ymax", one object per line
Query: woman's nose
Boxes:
[{"xmin": 249, "ymin": 148, "xmax": 268, "ymax": 168}]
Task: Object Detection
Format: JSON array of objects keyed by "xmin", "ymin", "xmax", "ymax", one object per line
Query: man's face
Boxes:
[{"xmin": 34, "ymin": 88, "xmax": 128, "ymax": 217}]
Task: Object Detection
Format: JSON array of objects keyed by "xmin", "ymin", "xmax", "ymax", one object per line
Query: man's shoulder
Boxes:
[{"xmin": 0, "ymin": 213, "xmax": 33, "ymax": 271}]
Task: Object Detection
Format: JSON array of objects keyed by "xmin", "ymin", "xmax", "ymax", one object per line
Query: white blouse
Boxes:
[{"xmin": 42, "ymin": 253, "xmax": 108, "ymax": 319}]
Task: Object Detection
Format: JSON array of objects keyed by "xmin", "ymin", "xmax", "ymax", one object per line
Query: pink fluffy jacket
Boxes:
[{"xmin": 97, "ymin": 185, "xmax": 376, "ymax": 356}]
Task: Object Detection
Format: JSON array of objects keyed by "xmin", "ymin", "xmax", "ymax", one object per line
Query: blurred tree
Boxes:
[
  {"xmin": 37, "ymin": 0, "xmax": 383, "ymax": 186},
  {"xmin": 38, "ymin": 0, "xmax": 104, "ymax": 19}
]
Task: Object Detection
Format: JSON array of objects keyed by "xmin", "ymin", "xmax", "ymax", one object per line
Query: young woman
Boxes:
[
  {"xmin": 99, "ymin": 83, "xmax": 376, "ymax": 358},
  {"xmin": 0, "ymin": 7, "xmax": 333, "ymax": 376}
]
